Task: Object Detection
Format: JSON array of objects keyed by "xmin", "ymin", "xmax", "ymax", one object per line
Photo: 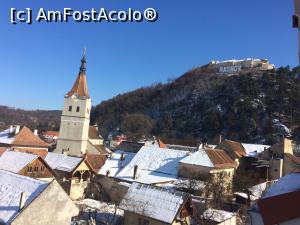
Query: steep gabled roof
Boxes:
[
  {"xmin": 206, "ymin": 149, "xmax": 237, "ymax": 169},
  {"xmin": 88, "ymin": 126, "xmax": 100, "ymax": 139},
  {"xmin": 66, "ymin": 54, "xmax": 90, "ymax": 99},
  {"xmin": 180, "ymin": 149, "xmax": 214, "ymax": 168},
  {"xmin": 12, "ymin": 126, "xmax": 49, "ymax": 148},
  {"xmin": 0, "ymin": 151, "xmax": 38, "ymax": 173},
  {"xmin": 85, "ymin": 154, "xmax": 107, "ymax": 173},
  {"xmin": 0, "ymin": 147, "xmax": 7, "ymax": 156},
  {"xmin": 44, "ymin": 152, "xmax": 82, "ymax": 172},
  {"xmin": 119, "ymin": 182, "xmax": 189, "ymax": 224},
  {"xmin": 0, "ymin": 170, "xmax": 49, "ymax": 224},
  {"xmin": 13, "ymin": 147, "xmax": 48, "ymax": 159},
  {"xmin": 217, "ymin": 139, "xmax": 247, "ymax": 159},
  {"xmin": 180, "ymin": 148, "xmax": 237, "ymax": 169},
  {"xmin": 116, "ymin": 146, "xmax": 188, "ymax": 184}
]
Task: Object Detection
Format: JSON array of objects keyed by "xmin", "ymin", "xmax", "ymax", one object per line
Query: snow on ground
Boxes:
[
  {"xmin": 44, "ymin": 152, "xmax": 82, "ymax": 172},
  {"xmin": 0, "ymin": 151, "xmax": 38, "ymax": 173},
  {"xmin": 98, "ymin": 150, "xmax": 135, "ymax": 177},
  {"xmin": 74, "ymin": 199, "xmax": 123, "ymax": 225},
  {"xmin": 116, "ymin": 146, "xmax": 189, "ymax": 184},
  {"xmin": 0, "ymin": 170, "xmax": 49, "ymax": 224},
  {"xmin": 202, "ymin": 208, "xmax": 235, "ymax": 223}
]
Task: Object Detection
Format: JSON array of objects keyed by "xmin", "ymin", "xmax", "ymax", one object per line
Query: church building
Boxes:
[{"xmin": 55, "ymin": 52, "xmax": 107, "ymax": 157}]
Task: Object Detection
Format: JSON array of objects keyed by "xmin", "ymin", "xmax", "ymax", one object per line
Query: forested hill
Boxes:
[
  {"xmin": 91, "ymin": 66, "xmax": 300, "ymax": 144},
  {"xmin": 1, "ymin": 65, "xmax": 300, "ymax": 145},
  {"xmin": 0, "ymin": 106, "xmax": 61, "ymax": 131}
]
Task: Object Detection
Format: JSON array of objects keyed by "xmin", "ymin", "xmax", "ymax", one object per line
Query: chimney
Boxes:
[
  {"xmin": 15, "ymin": 125, "xmax": 20, "ymax": 134},
  {"xmin": 19, "ymin": 192, "xmax": 27, "ymax": 211},
  {"xmin": 34, "ymin": 129, "xmax": 38, "ymax": 136},
  {"xmin": 283, "ymin": 138, "xmax": 293, "ymax": 155},
  {"xmin": 133, "ymin": 165, "xmax": 138, "ymax": 180},
  {"xmin": 9, "ymin": 125, "xmax": 14, "ymax": 134},
  {"xmin": 219, "ymin": 134, "xmax": 223, "ymax": 144},
  {"xmin": 120, "ymin": 153, "xmax": 125, "ymax": 161},
  {"xmin": 197, "ymin": 143, "xmax": 203, "ymax": 150}
]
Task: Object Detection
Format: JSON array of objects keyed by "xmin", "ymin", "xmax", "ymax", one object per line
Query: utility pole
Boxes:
[{"xmin": 293, "ymin": 0, "xmax": 300, "ymax": 63}]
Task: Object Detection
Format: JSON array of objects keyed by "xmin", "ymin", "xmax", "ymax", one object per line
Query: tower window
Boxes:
[
  {"xmin": 69, "ymin": 106, "xmax": 72, "ymax": 112},
  {"xmin": 76, "ymin": 106, "xmax": 80, "ymax": 112}
]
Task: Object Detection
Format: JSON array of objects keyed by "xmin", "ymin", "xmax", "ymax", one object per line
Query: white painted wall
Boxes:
[{"xmin": 55, "ymin": 95, "xmax": 92, "ymax": 156}]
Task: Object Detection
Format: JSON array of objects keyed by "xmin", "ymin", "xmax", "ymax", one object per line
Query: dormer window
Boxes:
[
  {"xmin": 76, "ymin": 106, "xmax": 80, "ymax": 112},
  {"xmin": 69, "ymin": 106, "xmax": 72, "ymax": 112}
]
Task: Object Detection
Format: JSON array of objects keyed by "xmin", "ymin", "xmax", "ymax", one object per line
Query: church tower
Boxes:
[{"xmin": 55, "ymin": 51, "xmax": 92, "ymax": 156}]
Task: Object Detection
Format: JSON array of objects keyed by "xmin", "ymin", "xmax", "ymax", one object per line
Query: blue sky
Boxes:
[{"xmin": 0, "ymin": 0, "xmax": 297, "ymax": 110}]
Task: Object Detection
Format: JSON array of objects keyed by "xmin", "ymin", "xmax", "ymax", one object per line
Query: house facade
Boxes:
[
  {"xmin": 44, "ymin": 152, "xmax": 95, "ymax": 200},
  {"xmin": 179, "ymin": 149, "xmax": 236, "ymax": 182},
  {"xmin": 0, "ymin": 150, "xmax": 55, "ymax": 180},
  {"xmin": 0, "ymin": 170, "xmax": 78, "ymax": 225}
]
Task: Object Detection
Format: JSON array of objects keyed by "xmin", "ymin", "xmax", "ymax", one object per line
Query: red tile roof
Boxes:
[
  {"xmin": 85, "ymin": 154, "xmax": 107, "ymax": 173},
  {"xmin": 12, "ymin": 147, "xmax": 48, "ymax": 159},
  {"xmin": 12, "ymin": 126, "xmax": 49, "ymax": 148},
  {"xmin": 206, "ymin": 148, "xmax": 237, "ymax": 169},
  {"xmin": 0, "ymin": 147, "xmax": 8, "ymax": 156},
  {"xmin": 157, "ymin": 139, "xmax": 167, "ymax": 148},
  {"xmin": 41, "ymin": 131, "xmax": 59, "ymax": 137},
  {"xmin": 258, "ymin": 190, "xmax": 300, "ymax": 225},
  {"xmin": 217, "ymin": 139, "xmax": 247, "ymax": 159},
  {"xmin": 89, "ymin": 126, "xmax": 100, "ymax": 139},
  {"xmin": 66, "ymin": 72, "xmax": 89, "ymax": 98}
]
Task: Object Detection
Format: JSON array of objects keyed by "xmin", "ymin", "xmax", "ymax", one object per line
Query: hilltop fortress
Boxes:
[{"xmin": 207, "ymin": 58, "xmax": 275, "ymax": 75}]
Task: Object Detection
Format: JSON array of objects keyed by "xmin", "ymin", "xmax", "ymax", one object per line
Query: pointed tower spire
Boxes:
[
  {"xmin": 66, "ymin": 49, "xmax": 90, "ymax": 98},
  {"xmin": 80, "ymin": 48, "xmax": 87, "ymax": 73}
]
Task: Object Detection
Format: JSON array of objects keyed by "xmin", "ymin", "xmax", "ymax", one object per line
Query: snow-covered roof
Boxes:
[
  {"xmin": 119, "ymin": 182, "xmax": 187, "ymax": 224},
  {"xmin": 241, "ymin": 143, "xmax": 270, "ymax": 157},
  {"xmin": 0, "ymin": 151, "xmax": 38, "ymax": 173},
  {"xmin": 179, "ymin": 149, "xmax": 236, "ymax": 169},
  {"xmin": 0, "ymin": 129, "xmax": 15, "ymax": 144},
  {"xmin": 250, "ymin": 182, "xmax": 268, "ymax": 198},
  {"xmin": 234, "ymin": 181, "xmax": 269, "ymax": 201},
  {"xmin": 44, "ymin": 152, "xmax": 82, "ymax": 172},
  {"xmin": 0, "ymin": 170, "xmax": 49, "ymax": 224},
  {"xmin": 116, "ymin": 146, "xmax": 188, "ymax": 184},
  {"xmin": 262, "ymin": 173, "xmax": 300, "ymax": 199},
  {"xmin": 180, "ymin": 150, "xmax": 214, "ymax": 167},
  {"xmin": 165, "ymin": 144, "xmax": 197, "ymax": 152},
  {"xmin": 99, "ymin": 150, "xmax": 135, "ymax": 177},
  {"xmin": 202, "ymin": 208, "xmax": 235, "ymax": 222}
]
